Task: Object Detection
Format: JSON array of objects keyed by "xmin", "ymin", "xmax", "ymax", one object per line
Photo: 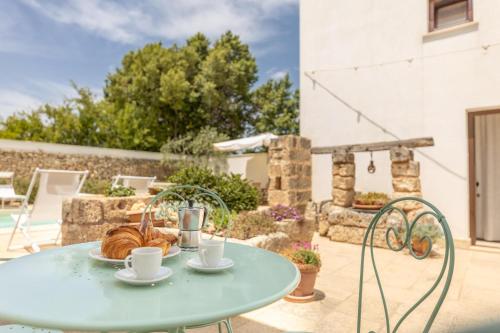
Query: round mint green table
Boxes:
[{"xmin": 0, "ymin": 242, "xmax": 299, "ymax": 332}]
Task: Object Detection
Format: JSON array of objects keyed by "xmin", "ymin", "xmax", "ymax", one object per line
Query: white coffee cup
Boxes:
[
  {"xmin": 124, "ymin": 247, "xmax": 162, "ymax": 280},
  {"xmin": 199, "ymin": 239, "xmax": 224, "ymax": 268}
]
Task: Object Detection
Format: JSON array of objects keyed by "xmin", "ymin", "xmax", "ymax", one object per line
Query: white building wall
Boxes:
[
  {"xmin": 300, "ymin": 0, "xmax": 500, "ymax": 240},
  {"xmin": 224, "ymin": 153, "xmax": 269, "ymax": 188}
]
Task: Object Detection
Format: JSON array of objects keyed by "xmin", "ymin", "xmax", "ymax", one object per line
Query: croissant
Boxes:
[
  {"xmin": 152, "ymin": 229, "xmax": 178, "ymax": 245},
  {"xmin": 145, "ymin": 238, "xmax": 171, "ymax": 256},
  {"xmin": 101, "ymin": 226, "xmax": 144, "ymax": 259}
]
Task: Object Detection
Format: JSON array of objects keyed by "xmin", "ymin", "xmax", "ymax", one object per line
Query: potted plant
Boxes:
[
  {"xmin": 283, "ymin": 242, "xmax": 321, "ymax": 302},
  {"xmin": 353, "ymin": 192, "xmax": 389, "ymax": 210},
  {"xmin": 407, "ymin": 223, "xmax": 443, "ymax": 256}
]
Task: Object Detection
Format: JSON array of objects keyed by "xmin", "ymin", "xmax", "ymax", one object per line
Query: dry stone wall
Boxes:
[
  {"xmin": 390, "ymin": 147, "xmax": 423, "ymax": 214},
  {"xmin": 0, "ymin": 144, "xmax": 173, "ymax": 182},
  {"xmin": 318, "ymin": 203, "xmax": 390, "ymax": 248},
  {"xmin": 61, "ymin": 195, "xmax": 153, "ymax": 245},
  {"xmin": 267, "ymin": 135, "xmax": 312, "ymax": 213},
  {"xmin": 332, "ymin": 152, "xmax": 356, "ymax": 207}
]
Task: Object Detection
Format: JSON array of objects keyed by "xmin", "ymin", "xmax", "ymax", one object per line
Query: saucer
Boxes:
[
  {"xmin": 115, "ymin": 266, "xmax": 173, "ymax": 285},
  {"xmin": 186, "ymin": 257, "xmax": 234, "ymax": 273},
  {"xmin": 89, "ymin": 245, "xmax": 181, "ymax": 264}
]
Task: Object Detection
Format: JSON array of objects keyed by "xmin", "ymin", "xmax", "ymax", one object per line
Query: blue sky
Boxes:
[{"xmin": 0, "ymin": 0, "xmax": 299, "ymax": 119}]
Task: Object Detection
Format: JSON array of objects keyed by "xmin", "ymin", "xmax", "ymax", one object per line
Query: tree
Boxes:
[
  {"xmin": 161, "ymin": 126, "xmax": 229, "ymax": 169},
  {"xmin": 104, "ymin": 31, "xmax": 257, "ymax": 150},
  {"xmin": 0, "ymin": 85, "xmax": 109, "ymax": 146},
  {"xmin": 251, "ymin": 74, "xmax": 300, "ymax": 135},
  {"xmin": 0, "ymin": 31, "xmax": 299, "ymax": 150}
]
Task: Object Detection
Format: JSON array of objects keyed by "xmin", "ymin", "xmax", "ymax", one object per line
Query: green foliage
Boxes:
[
  {"xmin": 230, "ymin": 211, "xmax": 277, "ymax": 240},
  {"xmin": 167, "ymin": 166, "xmax": 259, "ymax": 212},
  {"xmin": 289, "ymin": 249, "xmax": 321, "ymax": 267},
  {"xmin": 408, "ymin": 223, "xmax": 443, "ymax": 243},
  {"xmin": 0, "ymin": 32, "xmax": 299, "ymax": 151},
  {"xmin": 161, "ymin": 127, "xmax": 228, "ymax": 168},
  {"xmin": 0, "ymin": 85, "xmax": 112, "ymax": 146},
  {"xmin": 103, "ymin": 31, "xmax": 257, "ymax": 150},
  {"xmin": 208, "ymin": 207, "xmax": 237, "ymax": 231},
  {"xmin": 250, "ymin": 74, "xmax": 299, "ymax": 135},
  {"xmin": 105, "ymin": 185, "xmax": 136, "ymax": 197},
  {"xmin": 216, "ymin": 173, "xmax": 260, "ymax": 212},
  {"xmin": 81, "ymin": 179, "xmax": 112, "ymax": 195}
]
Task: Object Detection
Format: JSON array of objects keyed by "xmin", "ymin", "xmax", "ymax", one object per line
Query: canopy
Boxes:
[{"xmin": 213, "ymin": 133, "xmax": 278, "ymax": 152}]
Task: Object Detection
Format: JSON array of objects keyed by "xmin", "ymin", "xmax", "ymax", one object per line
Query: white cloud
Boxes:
[
  {"xmin": 20, "ymin": 0, "xmax": 298, "ymax": 44},
  {"xmin": 270, "ymin": 70, "xmax": 288, "ymax": 80},
  {"xmin": 0, "ymin": 90, "xmax": 42, "ymax": 118},
  {"xmin": 267, "ymin": 68, "xmax": 289, "ymax": 80},
  {"xmin": 0, "ymin": 80, "xmax": 103, "ymax": 119}
]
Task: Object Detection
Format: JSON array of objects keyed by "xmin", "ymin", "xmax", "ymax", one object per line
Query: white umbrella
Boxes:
[{"xmin": 213, "ymin": 133, "xmax": 278, "ymax": 152}]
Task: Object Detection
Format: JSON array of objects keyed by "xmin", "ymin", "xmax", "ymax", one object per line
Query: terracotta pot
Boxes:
[
  {"xmin": 290, "ymin": 264, "xmax": 320, "ymax": 297},
  {"xmin": 411, "ymin": 238, "xmax": 430, "ymax": 256}
]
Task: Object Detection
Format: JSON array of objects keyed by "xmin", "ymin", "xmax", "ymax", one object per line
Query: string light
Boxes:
[
  {"xmin": 303, "ymin": 73, "xmax": 467, "ymax": 181},
  {"xmin": 306, "ymin": 41, "xmax": 500, "ymax": 74}
]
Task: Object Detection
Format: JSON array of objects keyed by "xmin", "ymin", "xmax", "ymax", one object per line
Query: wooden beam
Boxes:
[{"xmin": 311, "ymin": 137, "xmax": 434, "ymax": 154}]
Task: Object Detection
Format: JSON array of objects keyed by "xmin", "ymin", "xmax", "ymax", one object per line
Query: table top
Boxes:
[{"xmin": 0, "ymin": 242, "xmax": 299, "ymax": 331}]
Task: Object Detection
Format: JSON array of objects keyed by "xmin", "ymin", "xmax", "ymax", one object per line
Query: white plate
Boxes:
[
  {"xmin": 115, "ymin": 266, "xmax": 173, "ymax": 285},
  {"xmin": 186, "ymin": 257, "xmax": 234, "ymax": 273},
  {"xmin": 88, "ymin": 245, "xmax": 181, "ymax": 264}
]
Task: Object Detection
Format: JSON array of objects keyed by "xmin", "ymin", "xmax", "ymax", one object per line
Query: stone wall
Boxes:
[
  {"xmin": 267, "ymin": 135, "xmax": 312, "ymax": 213},
  {"xmin": 332, "ymin": 151, "xmax": 356, "ymax": 207},
  {"xmin": 390, "ymin": 147, "xmax": 423, "ymax": 215},
  {"xmin": 319, "ymin": 203, "xmax": 390, "ymax": 248},
  {"xmin": 61, "ymin": 195, "xmax": 153, "ymax": 245},
  {"xmin": 0, "ymin": 140, "xmax": 173, "ymax": 182}
]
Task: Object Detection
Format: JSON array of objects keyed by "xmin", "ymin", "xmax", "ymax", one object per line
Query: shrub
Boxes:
[
  {"xmin": 81, "ymin": 179, "xmax": 112, "ymax": 195},
  {"xmin": 230, "ymin": 211, "xmax": 277, "ymax": 239},
  {"xmin": 208, "ymin": 207, "xmax": 237, "ymax": 231},
  {"xmin": 270, "ymin": 204, "xmax": 303, "ymax": 222},
  {"xmin": 105, "ymin": 185, "xmax": 135, "ymax": 197},
  {"xmin": 216, "ymin": 173, "xmax": 260, "ymax": 212},
  {"xmin": 167, "ymin": 166, "xmax": 260, "ymax": 212}
]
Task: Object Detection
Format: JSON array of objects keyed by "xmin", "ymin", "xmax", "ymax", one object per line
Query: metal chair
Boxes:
[
  {"xmin": 111, "ymin": 175, "xmax": 156, "ymax": 194},
  {"xmin": 357, "ymin": 197, "xmax": 455, "ymax": 333},
  {"xmin": 7, "ymin": 168, "xmax": 88, "ymax": 252}
]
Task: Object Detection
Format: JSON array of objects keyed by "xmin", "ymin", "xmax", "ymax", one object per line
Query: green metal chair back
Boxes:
[{"xmin": 357, "ymin": 197, "xmax": 455, "ymax": 333}]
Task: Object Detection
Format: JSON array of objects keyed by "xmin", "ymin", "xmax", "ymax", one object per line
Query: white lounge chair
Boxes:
[
  {"xmin": 0, "ymin": 172, "xmax": 26, "ymax": 209},
  {"xmin": 6, "ymin": 168, "xmax": 88, "ymax": 252},
  {"xmin": 111, "ymin": 175, "xmax": 156, "ymax": 195}
]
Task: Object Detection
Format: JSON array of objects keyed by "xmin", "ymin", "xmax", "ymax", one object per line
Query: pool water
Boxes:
[{"xmin": 0, "ymin": 211, "xmax": 57, "ymax": 229}]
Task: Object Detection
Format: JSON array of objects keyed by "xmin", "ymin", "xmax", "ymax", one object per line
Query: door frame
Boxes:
[{"xmin": 466, "ymin": 106, "xmax": 500, "ymax": 245}]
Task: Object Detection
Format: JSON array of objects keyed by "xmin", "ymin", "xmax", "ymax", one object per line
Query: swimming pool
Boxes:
[{"xmin": 0, "ymin": 211, "xmax": 57, "ymax": 229}]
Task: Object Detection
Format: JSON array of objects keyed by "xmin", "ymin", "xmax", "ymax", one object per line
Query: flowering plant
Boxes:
[
  {"xmin": 283, "ymin": 241, "xmax": 321, "ymax": 268},
  {"xmin": 270, "ymin": 204, "xmax": 303, "ymax": 222}
]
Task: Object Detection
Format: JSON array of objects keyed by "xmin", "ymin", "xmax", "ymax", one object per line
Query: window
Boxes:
[{"xmin": 429, "ymin": 0, "xmax": 473, "ymax": 32}]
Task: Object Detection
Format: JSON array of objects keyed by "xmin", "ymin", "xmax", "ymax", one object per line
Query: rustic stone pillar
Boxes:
[
  {"xmin": 267, "ymin": 135, "xmax": 312, "ymax": 213},
  {"xmin": 332, "ymin": 151, "xmax": 355, "ymax": 207},
  {"xmin": 390, "ymin": 147, "xmax": 422, "ymax": 213}
]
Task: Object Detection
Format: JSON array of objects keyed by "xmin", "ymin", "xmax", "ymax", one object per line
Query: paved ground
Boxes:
[
  {"xmin": 2, "ymin": 229, "xmax": 500, "ymax": 332},
  {"xmin": 196, "ymin": 234, "xmax": 500, "ymax": 333}
]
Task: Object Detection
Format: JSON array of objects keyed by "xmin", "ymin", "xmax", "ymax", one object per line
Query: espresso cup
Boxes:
[
  {"xmin": 124, "ymin": 247, "xmax": 162, "ymax": 280},
  {"xmin": 199, "ymin": 239, "xmax": 224, "ymax": 268}
]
